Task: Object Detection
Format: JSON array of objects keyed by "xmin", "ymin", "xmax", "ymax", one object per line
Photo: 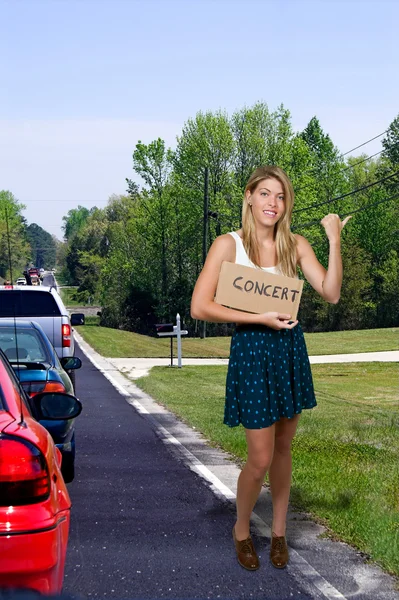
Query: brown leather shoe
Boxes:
[
  {"xmin": 270, "ymin": 534, "xmax": 289, "ymax": 568},
  {"xmin": 232, "ymin": 527, "xmax": 260, "ymax": 571}
]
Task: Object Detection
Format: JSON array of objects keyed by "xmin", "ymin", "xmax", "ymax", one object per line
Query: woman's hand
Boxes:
[
  {"xmin": 257, "ymin": 312, "xmax": 298, "ymax": 330},
  {"xmin": 320, "ymin": 214, "xmax": 352, "ymax": 243}
]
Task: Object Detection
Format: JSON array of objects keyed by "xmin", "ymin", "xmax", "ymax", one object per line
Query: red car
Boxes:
[{"xmin": 0, "ymin": 349, "xmax": 82, "ymax": 593}]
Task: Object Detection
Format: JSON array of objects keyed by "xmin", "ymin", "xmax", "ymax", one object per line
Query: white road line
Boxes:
[{"xmin": 77, "ymin": 336, "xmax": 347, "ymax": 600}]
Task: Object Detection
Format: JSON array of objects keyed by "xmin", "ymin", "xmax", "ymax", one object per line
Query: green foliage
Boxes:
[
  {"xmin": 0, "ymin": 190, "xmax": 30, "ymax": 280},
  {"xmin": 374, "ymin": 250, "xmax": 399, "ymax": 327},
  {"xmin": 62, "ymin": 205, "xmax": 95, "ymax": 240},
  {"xmin": 26, "ymin": 223, "xmax": 57, "ymax": 269},
  {"xmin": 382, "ymin": 114, "xmax": 399, "ymax": 165}
]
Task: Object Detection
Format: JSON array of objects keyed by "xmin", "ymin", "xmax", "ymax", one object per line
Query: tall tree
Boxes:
[
  {"xmin": 0, "ymin": 190, "xmax": 30, "ymax": 280},
  {"xmin": 382, "ymin": 114, "xmax": 399, "ymax": 166},
  {"xmin": 62, "ymin": 206, "xmax": 95, "ymax": 240},
  {"xmin": 132, "ymin": 138, "xmax": 174, "ymax": 317},
  {"xmin": 26, "ymin": 223, "xmax": 57, "ymax": 269}
]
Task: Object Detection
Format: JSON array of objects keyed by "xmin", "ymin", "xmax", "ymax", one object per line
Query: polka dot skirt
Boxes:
[{"xmin": 224, "ymin": 323, "xmax": 317, "ymax": 429}]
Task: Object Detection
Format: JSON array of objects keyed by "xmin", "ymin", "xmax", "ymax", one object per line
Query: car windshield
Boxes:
[
  {"xmin": 0, "ymin": 327, "xmax": 50, "ymax": 363},
  {"xmin": 0, "ymin": 290, "xmax": 61, "ymax": 317}
]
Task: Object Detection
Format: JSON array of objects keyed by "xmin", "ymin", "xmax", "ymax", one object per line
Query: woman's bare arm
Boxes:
[{"xmin": 296, "ymin": 214, "xmax": 351, "ymax": 304}]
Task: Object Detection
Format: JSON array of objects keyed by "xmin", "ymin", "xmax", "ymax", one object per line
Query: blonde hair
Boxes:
[{"xmin": 242, "ymin": 165, "xmax": 297, "ymax": 278}]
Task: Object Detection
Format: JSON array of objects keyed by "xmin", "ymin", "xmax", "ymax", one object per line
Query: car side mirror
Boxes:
[
  {"xmin": 33, "ymin": 392, "xmax": 83, "ymax": 420},
  {"xmin": 71, "ymin": 313, "xmax": 85, "ymax": 326},
  {"xmin": 61, "ymin": 356, "xmax": 82, "ymax": 370}
]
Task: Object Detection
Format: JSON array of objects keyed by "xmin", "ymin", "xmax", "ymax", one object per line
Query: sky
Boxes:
[{"xmin": 1, "ymin": 0, "xmax": 398, "ymax": 240}]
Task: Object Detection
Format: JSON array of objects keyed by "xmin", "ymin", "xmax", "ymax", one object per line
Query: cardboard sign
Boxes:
[{"xmin": 215, "ymin": 261, "xmax": 303, "ymax": 320}]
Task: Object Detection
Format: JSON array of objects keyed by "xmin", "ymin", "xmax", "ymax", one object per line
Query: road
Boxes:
[{"xmin": 63, "ymin": 345, "xmax": 315, "ymax": 600}]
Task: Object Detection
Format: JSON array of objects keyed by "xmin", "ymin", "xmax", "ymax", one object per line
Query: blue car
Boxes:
[{"xmin": 0, "ymin": 319, "xmax": 82, "ymax": 482}]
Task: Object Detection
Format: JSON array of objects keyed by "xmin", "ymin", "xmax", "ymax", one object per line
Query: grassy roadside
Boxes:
[
  {"xmin": 75, "ymin": 324, "xmax": 399, "ymax": 358},
  {"xmin": 135, "ymin": 362, "xmax": 399, "ymax": 576}
]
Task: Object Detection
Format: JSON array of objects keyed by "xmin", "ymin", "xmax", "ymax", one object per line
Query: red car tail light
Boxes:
[
  {"xmin": 44, "ymin": 381, "xmax": 66, "ymax": 393},
  {"xmin": 22, "ymin": 381, "xmax": 66, "ymax": 397},
  {"xmin": 0, "ymin": 435, "xmax": 50, "ymax": 506},
  {"xmin": 62, "ymin": 324, "xmax": 71, "ymax": 348}
]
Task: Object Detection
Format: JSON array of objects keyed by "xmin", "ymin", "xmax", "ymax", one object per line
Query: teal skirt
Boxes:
[{"xmin": 224, "ymin": 323, "xmax": 317, "ymax": 429}]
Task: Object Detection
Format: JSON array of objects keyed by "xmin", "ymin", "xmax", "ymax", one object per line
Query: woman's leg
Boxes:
[
  {"xmin": 235, "ymin": 426, "xmax": 275, "ymax": 540},
  {"xmin": 268, "ymin": 414, "xmax": 301, "ymax": 537}
]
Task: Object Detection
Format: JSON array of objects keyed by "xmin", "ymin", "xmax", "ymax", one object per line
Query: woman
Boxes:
[{"xmin": 191, "ymin": 165, "xmax": 350, "ymax": 571}]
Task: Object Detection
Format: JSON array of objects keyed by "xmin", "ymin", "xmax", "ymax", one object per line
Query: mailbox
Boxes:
[
  {"xmin": 155, "ymin": 323, "xmax": 174, "ymax": 334},
  {"xmin": 155, "ymin": 314, "xmax": 188, "ymax": 367}
]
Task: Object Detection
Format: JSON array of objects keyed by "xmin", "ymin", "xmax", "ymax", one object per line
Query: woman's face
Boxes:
[{"xmin": 246, "ymin": 178, "xmax": 285, "ymax": 227}]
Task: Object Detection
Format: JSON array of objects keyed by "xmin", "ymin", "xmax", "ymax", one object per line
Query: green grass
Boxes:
[
  {"xmin": 135, "ymin": 362, "xmax": 399, "ymax": 576},
  {"xmin": 75, "ymin": 324, "xmax": 399, "ymax": 358}
]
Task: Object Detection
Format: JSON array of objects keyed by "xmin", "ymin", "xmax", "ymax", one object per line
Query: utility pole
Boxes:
[
  {"xmin": 201, "ymin": 167, "xmax": 209, "ymax": 339},
  {"xmin": 5, "ymin": 206, "xmax": 13, "ymax": 284}
]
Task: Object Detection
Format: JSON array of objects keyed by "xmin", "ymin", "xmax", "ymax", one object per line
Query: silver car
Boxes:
[{"xmin": 0, "ymin": 285, "xmax": 85, "ymax": 388}]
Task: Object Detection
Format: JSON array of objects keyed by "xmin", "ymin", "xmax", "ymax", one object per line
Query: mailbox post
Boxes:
[{"xmin": 155, "ymin": 313, "xmax": 188, "ymax": 368}]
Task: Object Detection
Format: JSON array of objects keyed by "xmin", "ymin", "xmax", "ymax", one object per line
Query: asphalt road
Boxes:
[{"xmin": 63, "ymin": 345, "xmax": 314, "ymax": 600}]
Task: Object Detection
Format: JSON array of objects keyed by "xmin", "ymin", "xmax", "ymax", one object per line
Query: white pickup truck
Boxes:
[{"xmin": 0, "ymin": 285, "xmax": 85, "ymax": 387}]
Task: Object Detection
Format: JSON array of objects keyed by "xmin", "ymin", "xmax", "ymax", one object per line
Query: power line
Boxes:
[
  {"xmin": 295, "ymin": 145, "xmax": 395, "ymax": 197},
  {"xmin": 293, "ymin": 142, "xmax": 399, "ymax": 199},
  {"xmin": 339, "ymin": 149, "xmax": 385, "ymax": 173},
  {"xmin": 341, "ymin": 130, "xmax": 388, "ymax": 157},
  {"xmin": 292, "ymin": 169, "xmax": 399, "ymax": 214},
  {"xmin": 292, "ymin": 192, "xmax": 399, "ymax": 231},
  {"xmin": 198, "ymin": 167, "xmax": 399, "ymax": 224},
  {"xmin": 295, "ymin": 128, "xmax": 389, "ymax": 183}
]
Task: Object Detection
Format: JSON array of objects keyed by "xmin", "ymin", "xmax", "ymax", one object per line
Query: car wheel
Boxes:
[
  {"xmin": 68, "ymin": 368, "xmax": 76, "ymax": 392},
  {"xmin": 61, "ymin": 452, "xmax": 75, "ymax": 483}
]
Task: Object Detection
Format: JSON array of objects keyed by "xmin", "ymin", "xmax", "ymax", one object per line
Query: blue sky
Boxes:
[{"xmin": 1, "ymin": 0, "xmax": 398, "ymax": 239}]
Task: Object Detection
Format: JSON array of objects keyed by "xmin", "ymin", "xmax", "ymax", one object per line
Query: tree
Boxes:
[
  {"xmin": 382, "ymin": 114, "xmax": 399, "ymax": 166},
  {"xmin": 26, "ymin": 223, "xmax": 57, "ymax": 269},
  {"xmin": 0, "ymin": 190, "xmax": 30, "ymax": 280},
  {"xmin": 132, "ymin": 139, "xmax": 173, "ymax": 317},
  {"xmin": 62, "ymin": 206, "xmax": 95, "ymax": 240},
  {"xmin": 300, "ymin": 116, "xmax": 347, "ymax": 202},
  {"xmin": 231, "ymin": 102, "xmax": 272, "ymax": 191}
]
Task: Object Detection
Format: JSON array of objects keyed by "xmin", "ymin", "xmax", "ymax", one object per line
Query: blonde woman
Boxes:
[{"xmin": 191, "ymin": 166, "xmax": 350, "ymax": 571}]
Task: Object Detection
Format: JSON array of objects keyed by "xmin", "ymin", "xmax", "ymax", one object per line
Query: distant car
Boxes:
[
  {"xmin": 0, "ymin": 319, "xmax": 82, "ymax": 482},
  {"xmin": 0, "ymin": 347, "xmax": 82, "ymax": 593},
  {"xmin": 30, "ymin": 275, "xmax": 40, "ymax": 286},
  {"xmin": 15, "ymin": 277, "xmax": 27, "ymax": 285},
  {"xmin": 41, "ymin": 272, "xmax": 57, "ymax": 288},
  {"xmin": 39, "ymin": 267, "xmax": 45, "ymax": 273}
]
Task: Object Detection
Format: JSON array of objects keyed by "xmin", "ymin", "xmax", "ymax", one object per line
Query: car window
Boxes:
[
  {"xmin": 0, "ymin": 290, "xmax": 61, "ymax": 317},
  {"xmin": 0, "ymin": 327, "xmax": 50, "ymax": 363},
  {"xmin": 0, "ymin": 351, "xmax": 32, "ymax": 415}
]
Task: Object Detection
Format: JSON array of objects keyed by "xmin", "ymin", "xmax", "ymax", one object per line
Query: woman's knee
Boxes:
[
  {"xmin": 246, "ymin": 455, "xmax": 273, "ymax": 481},
  {"xmin": 244, "ymin": 427, "xmax": 275, "ymax": 480},
  {"xmin": 274, "ymin": 415, "xmax": 300, "ymax": 456},
  {"xmin": 274, "ymin": 435, "xmax": 293, "ymax": 457}
]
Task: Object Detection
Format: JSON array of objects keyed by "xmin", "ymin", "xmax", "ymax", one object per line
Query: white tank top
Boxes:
[{"xmin": 227, "ymin": 231, "xmax": 281, "ymax": 275}]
